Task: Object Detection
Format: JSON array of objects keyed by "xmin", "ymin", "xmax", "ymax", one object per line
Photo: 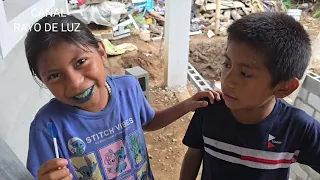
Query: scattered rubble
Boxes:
[{"xmin": 191, "ymin": 0, "xmax": 265, "ymax": 36}]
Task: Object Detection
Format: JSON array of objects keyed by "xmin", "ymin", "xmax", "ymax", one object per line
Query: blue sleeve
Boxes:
[
  {"xmin": 26, "ymin": 124, "xmax": 56, "ymax": 179},
  {"xmin": 133, "ymin": 78, "xmax": 155, "ymax": 126},
  {"xmin": 296, "ymin": 113, "xmax": 320, "ymax": 171}
]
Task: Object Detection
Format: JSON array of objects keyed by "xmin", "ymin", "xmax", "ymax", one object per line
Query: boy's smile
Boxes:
[
  {"xmin": 71, "ymin": 85, "xmax": 95, "ymax": 104},
  {"xmin": 37, "ymin": 41, "xmax": 109, "ymax": 112}
]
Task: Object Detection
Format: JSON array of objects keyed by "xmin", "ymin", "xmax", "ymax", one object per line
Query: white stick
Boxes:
[{"xmin": 53, "ymin": 138, "xmax": 59, "ymax": 158}]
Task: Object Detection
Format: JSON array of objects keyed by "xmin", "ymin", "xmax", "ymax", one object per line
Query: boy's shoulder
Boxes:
[
  {"xmin": 279, "ymin": 99, "xmax": 317, "ymax": 128},
  {"xmin": 31, "ymin": 98, "xmax": 61, "ymax": 131},
  {"xmin": 108, "ymin": 75, "xmax": 138, "ymax": 85},
  {"xmin": 108, "ymin": 75, "xmax": 140, "ymax": 91},
  {"xmin": 197, "ymin": 97, "xmax": 317, "ymax": 127}
]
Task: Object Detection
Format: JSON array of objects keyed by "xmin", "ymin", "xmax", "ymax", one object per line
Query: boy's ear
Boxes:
[
  {"xmin": 97, "ymin": 41, "xmax": 107, "ymax": 60},
  {"xmin": 274, "ymin": 78, "xmax": 299, "ymax": 98}
]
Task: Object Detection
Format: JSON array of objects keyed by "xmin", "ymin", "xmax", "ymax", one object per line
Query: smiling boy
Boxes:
[{"xmin": 180, "ymin": 12, "xmax": 320, "ymax": 180}]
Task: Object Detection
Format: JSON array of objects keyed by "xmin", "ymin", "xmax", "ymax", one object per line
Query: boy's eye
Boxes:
[
  {"xmin": 48, "ymin": 73, "xmax": 61, "ymax": 80},
  {"xmin": 241, "ymin": 71, "xmax": 252, "ymax": 78},
  {"xmin": 76, "ymin": 58, "xmax": 87, "ymax": 67}
]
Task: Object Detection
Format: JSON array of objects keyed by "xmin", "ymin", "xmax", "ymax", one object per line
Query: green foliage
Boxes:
[
  {"xmin": 282, "ymin": 0, "xmax": 292, "ymax": 9},
  {"xmin": 313, "ymin": 11, "xmax": 320, "ymax": 18}
]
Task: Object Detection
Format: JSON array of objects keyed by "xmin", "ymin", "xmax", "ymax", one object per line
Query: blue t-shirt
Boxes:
[
  {"xmin": 183, "ymin": 98, "xmax": 320, "ymax": 180},
  {"xmin": 27, "ymin": 75, "xmax": 155, "ymax": 180}
]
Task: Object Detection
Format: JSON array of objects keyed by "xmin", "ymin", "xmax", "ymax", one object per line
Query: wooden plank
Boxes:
[{"xmin": 0, "ymin": 138, "xmax": 34, "ymax": 180}]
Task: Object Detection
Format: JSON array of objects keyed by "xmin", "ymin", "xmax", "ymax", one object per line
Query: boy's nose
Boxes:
[{"xmin": 66, "ymin": 71, "xmax": 84, "ymax": 89}]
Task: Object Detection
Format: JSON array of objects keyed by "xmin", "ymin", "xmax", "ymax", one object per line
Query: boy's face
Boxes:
[
  {"xmin": 37, "ymin": 41, "xmax": 109, "ymax": 112},
  {"xmin": 220, "ymin": 41, "xmax": 293, "ymax": 110}
]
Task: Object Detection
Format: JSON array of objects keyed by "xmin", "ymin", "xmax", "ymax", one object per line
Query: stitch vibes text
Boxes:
[{"xmin": 85, "ymin": 118, "xmax": 134, "ymax": 144}]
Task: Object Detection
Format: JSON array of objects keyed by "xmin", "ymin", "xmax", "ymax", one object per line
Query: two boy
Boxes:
[{"xmin": 180, "ymin": 12, "xmax": 320, "ymax": 180}]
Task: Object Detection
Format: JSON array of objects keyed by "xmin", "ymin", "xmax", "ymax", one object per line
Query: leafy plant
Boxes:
[
  {"xmin": 282, "ymin": 0, "xmax": 292, "ymax": 9},
  {"xmin": 313, "ymin": 11, "xmax": 320, "ymax": 18}
]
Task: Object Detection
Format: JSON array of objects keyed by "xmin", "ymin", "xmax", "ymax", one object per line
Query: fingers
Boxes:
[
  {"xmin": 42, "ymin": 168, "xmax": 72, "ymax": 180},
  {"xmin": 60, "ymin": 174, "xmax": 73, "ymax": 180},
  {"xmin": 194, "ymin": 90, "xmax": 222, "ymax": 104},
  {"xmin": 38, "ymin": 159, "xmax": 69, "ymax": 176}
]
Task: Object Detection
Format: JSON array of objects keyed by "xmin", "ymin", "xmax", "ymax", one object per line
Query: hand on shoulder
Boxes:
[{"xmin": 184, "ymin": 89, "xmax": 223, "ymax": 112}]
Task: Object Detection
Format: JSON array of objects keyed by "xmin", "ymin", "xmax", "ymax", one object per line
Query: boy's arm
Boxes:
[
  {"xmin": 143, "ymin": 92, "xmax": 220, "ymax": 131},
  {"xmin": 180, "ymin": 108, "xmax": 204, "ymax": 179},
  {"xmin": 295, "ymin": 112, "xmax": 320, "ymax": 172},
  {"xmin": 180, "ymin": 148, "xmax": 203, "ymax": 180}
]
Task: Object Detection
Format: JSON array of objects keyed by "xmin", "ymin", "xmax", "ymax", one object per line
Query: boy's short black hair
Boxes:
[{"xmin": 227, "ymin": 12, "xmax": 312, "ymax": 87}]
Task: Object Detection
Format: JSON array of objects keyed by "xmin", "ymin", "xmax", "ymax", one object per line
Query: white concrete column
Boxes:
[{"xmin": 164, "ymin": 0, "xmax": 192, "ymax": 88}]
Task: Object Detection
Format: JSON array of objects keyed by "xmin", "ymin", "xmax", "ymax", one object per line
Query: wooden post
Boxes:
[{"xmin": 215, "ymin": 0, "xmax": 221, "ymax": 35}]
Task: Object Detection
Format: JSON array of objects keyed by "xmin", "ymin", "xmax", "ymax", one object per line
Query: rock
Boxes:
[
  {"xmin": 207, "ymin": 30, "xmax": 215, "ymax": 38},
  {"xmin": 167, "ymin": 133, "xmax": 173, "ymax": 137},
  {"xmin": 231, "ymin": 10, "xmax": 242, "ymax": 20},
  {"xmin": 149, "ymin": 154, "xmax": 153, "ymax": 159},
  {"xmin": 166, "ymin": 156, "xmax": 170, "ymax": 159},
  {"xmin": 172, "ymin": 139, "xmax": 178, "ymax": 142}
]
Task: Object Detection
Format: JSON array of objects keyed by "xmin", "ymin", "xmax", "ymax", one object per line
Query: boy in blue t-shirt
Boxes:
[
  {"xmin": 180, "ymin": 12, "xmax": 320, "ymax": 180},
  {"xmin": 24, "ymin": 15, "xmax": 220, "ymax": 180}
]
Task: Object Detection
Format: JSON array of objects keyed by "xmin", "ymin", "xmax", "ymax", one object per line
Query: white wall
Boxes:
[
  {"xmin": 0, "ymin": 0, "xmax": 55, "ymax": 59},
  {"xmin": 0, "ymin": 0, "xmax": 65, "ymax": 165}
]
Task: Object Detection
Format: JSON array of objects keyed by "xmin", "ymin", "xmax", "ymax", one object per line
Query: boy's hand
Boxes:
[
  {"xmin": 184, "ymin": 90, "xmax": 222, "ymax": 112},
  {"xmin": 38, "ymin": 158, "xmax": 72, "ymax": 180}
]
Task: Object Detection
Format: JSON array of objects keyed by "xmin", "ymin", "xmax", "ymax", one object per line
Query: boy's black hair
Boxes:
[
  {"xmin": 25, "ymin": 14, "xmax": 99, "ymax": 80},
  {"xmin": 227, "ymin": 12, "xmax": 312, "ymax": 87}
]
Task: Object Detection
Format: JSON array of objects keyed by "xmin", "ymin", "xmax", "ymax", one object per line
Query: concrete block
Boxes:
[
  {"xmin": 187, "ymin": 63, "xmax": 213, "ymax": 91},
  {"xmin": 101, "ymin": 30, "xmax": 113, "ymax": 40},
  {"xmin": 290, "ymin": 169, "xmax": 298, "ymax": 180},
  {"xmin": 291, "ymin": 163, "xmax": 309, "ymax": 180},
  {"xmin": 300, "ymin": 164, "xmax": 320, "ymax": 180},
  {"xmin": 295, "ymin": 98, "xmax": 315, "ymax": 116},
  {"xmin": 303, "ymin": 72, "xmax": 320, "ymax": 96},
  {"xmin": 314, "ymin": 111, "xmax": 320, "ymax": 122},
  {"xmin": 307, "ymin": 93, "xmax": 320, "ymax": 111},
  {"xmin": 125, "ymin": 66, "xmax": 149, "ymax": 101},
  {"xmin": 297, "ymin": 88, "xmax": 309, "ymax": 102}
]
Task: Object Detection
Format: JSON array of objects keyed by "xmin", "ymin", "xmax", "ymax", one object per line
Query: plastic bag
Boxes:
[{"xmin": 72, "ymin": 1, "xmax": 125, "ymax": 27}]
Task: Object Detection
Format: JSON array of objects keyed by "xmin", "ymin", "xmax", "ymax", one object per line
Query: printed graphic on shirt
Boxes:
[
  {"xmin": 99, "ymin": 140, "xmax": 132, "ymax": 179},
  {"xmin": 85, "ymin": 118, "xmax": 135, "ymax": 145},
  {"xmin": 129, "ymin": 132, "xmax": 146, "ymax": 165},
  {"xmin": 268, "ymin": 134, "xmax": 282, "ymax": 148},
  {"xmin": 137, "ymin": 162, "xmax": 149, "ymax": 180},
  {"xmin": 70, "ymin": 153, "xmax": 103, "ymax": 180},
  {"xmin": 68, "ymin": 137, "xmax": 86, "ymax": 156},
  {"xmin": 125, "ymin": 176, "xmax": 134, "ymax": 180}
]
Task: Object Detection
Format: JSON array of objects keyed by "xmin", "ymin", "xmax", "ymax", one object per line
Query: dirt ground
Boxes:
[{"xmin": 93, "ymin": 17, "xmax": 320, "ymax": 179}]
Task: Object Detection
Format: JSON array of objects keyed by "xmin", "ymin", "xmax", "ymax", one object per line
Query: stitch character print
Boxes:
[
  {"xmin": 73, "ymin": 156, "xmax": 98, "ymax": 180},
  {"xmin": 104, "ymin": 147, "xmax": 128, "ymax": 174},
  {"xmin": 130, "ymin": 135, "xmax": 145, "ymax": 165}
]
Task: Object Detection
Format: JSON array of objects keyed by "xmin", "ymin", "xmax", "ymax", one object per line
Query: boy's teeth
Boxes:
[{"xmin": 75, "ymin": 88, "xmax": 91, "ymax": 99}]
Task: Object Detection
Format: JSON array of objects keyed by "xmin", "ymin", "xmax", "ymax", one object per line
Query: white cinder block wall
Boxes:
[
  {"xmin": 0, "ymin": 0, "xmax": 65, "ymax": 165},
  {"xmin": 290, "ymin": 72, "xmax": 320, "ymax": 180}
]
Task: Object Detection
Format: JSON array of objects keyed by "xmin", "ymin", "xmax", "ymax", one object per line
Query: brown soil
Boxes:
[
  {"xmin": 189, "ymin": 35, "xmax": 227, "ymax": 83},
  {"xmin": 146, "ymin": 86, "xmax": 192, "ymax": 180}
]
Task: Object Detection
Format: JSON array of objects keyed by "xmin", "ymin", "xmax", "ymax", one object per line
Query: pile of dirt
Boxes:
[
  {"xmin": 189, "ymin": 35, "xmax": 227, "ymax": 83},
  {"xmin": 106, "ymin": 36, "xmax": 165, "ymax": 86}
]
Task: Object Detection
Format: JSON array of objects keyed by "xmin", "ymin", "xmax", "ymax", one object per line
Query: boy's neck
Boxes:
[{"xmin": 230, "ymin": 98, "xmax": 276, "ymax": 125}]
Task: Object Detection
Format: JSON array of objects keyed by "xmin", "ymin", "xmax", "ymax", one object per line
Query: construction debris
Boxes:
[{"xmin": 191, "ymin": 0, "xmax": 265, "ymax": 35}]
